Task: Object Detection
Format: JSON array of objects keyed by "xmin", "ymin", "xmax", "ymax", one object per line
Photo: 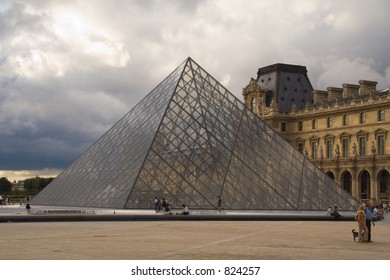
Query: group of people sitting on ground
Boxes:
[
  {"xmin": 154, "ymin": 196, "xmax": 189, "ymax": 215},
  {"xmin": 372, "ymin": 204, "xmax": 385, "ymax": 221}
]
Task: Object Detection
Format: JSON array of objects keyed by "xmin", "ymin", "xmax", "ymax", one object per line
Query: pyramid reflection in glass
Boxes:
[{"xmin": 32, "ymin": 58, "xmax": 360, "ymax": 210}]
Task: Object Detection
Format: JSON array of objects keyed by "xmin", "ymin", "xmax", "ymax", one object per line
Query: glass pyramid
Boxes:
[{"xmin": 32, "ymin": 58, "xmax": 360, "ymax": 210}]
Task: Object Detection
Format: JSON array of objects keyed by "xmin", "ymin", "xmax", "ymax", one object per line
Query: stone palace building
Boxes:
[{"xmin": 243, "ymin": 63, "xmax": 390, "ymax": 203}]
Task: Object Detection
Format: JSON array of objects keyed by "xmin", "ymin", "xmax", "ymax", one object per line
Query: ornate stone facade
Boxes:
[{"xmin": 243, "ymin": 63, "xmax": 390, "ymax": 203}]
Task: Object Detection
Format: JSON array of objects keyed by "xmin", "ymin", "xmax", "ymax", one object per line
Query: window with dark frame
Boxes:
[
  {"xmin": 360, "ymin": 112, "xmax": 366, "ymax": 124},
  {"xmin": 359, "ymin": 137, "xmax": 366, "ymax": 156},
  {"xmin": 378, "ymin": 109, "xmax": 384, "ymax": 122},
  {"xmin": 342, "ymin": 138, "xmax": 349, "ymax": 157},
  {"xmin": 326, "ymin": 139, "xmax": 333, "ymax": 158},
  {"xmin": 312, "ymin": 119, "xmax": 317, "ymax": 129},
  {"xmin": 377, "ymin": 135, "xmax": 385, "ymax": 155},
  {"xmin": 281, "ymin": 122, "xmax": 286, "ymax": 132},
  {"xmin": 343, "ymin": 114, "xmax": 349, "ymax": 126},
  {"xmin": 298, "ymin": 121, "xmax": 303, "ymax": 131},
  {"xmin": 327, "ymin": 117, "xmax": 332, "ymax": 128},
  {"xmin": 311, "ymin": 141, "xmax": 318, "ymax": 159}
]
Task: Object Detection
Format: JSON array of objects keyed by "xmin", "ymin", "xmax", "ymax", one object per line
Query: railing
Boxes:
[{"xmin": 32, "ymin": 209, "xmax": 96, "ymax": 215}]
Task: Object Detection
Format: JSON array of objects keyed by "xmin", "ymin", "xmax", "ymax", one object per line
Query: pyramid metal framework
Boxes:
[{"xmin": 32, "ymin": 58, "xmax": 360, "ymax": 210}]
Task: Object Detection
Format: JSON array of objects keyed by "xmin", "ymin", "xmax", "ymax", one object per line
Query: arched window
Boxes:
[
  {"xmin": 379, "ymin": 170, "xmax": 389, "ymax": 194},
  {"xmin": 326, "ymin": 171, "xmax": 335, "ymax": 180},
  {"xmin": 341, "ymin": 171, "xmax": 352, "ymax": 194},
  {"xmin": 360, "ymin": 170, "xmax": 371, "ymax": 200}
]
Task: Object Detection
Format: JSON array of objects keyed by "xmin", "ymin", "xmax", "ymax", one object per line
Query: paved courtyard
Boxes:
[{"xmin": 1, "ymin": 210, "xmax": 389, "ymax": 260}]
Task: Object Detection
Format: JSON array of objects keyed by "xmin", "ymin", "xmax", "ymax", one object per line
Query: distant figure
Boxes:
[
  {"xmin": 154, "ymin": 197, "xmax": 161, "ymax": 213},
  {"xmin": 331, "ymin": 205, "xmax": 341, "ymax": 219},
  {"xmin": 326, "ymin": 206, "xmax": 333, "ymax": 216},
  {"xmin": 162, "ymin": 198, "xmax": 172, "ymax": 212},
  {"xmin": 26, "ymin": 203, "xmax": 31, "ymax": 213},
  {"xmin": 182, "ymin": 204, "xmax": 189, "ymax": 215},
  {"xmin": 217, "ymin": 196, "xmax": 222, "ymax": 212}
]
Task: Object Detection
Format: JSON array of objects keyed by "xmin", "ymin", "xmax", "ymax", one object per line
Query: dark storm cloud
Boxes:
[{"xmin": 0, "ymin": 0, "xmax": 389, "ymax": 180}]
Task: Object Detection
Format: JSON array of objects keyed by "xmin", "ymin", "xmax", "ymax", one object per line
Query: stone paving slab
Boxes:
[{"xmin": 1, "ymin": 214, "xmax": 389, "ymax": 260}]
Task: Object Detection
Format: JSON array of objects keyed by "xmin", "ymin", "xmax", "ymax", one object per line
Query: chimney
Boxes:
[
  {"xmin": 313, "ymin": 90, "xmax": 328, "ymax": 105},
  {"xmin": 342, "ymin": 83, "xmax": 359, "ymax": 98},
  {"xmin": 358, "ymin": 80, "xmax": 377, "ymax": 95},
  {"xmin": 327, "ymin": 87, "xmax": 343, "ymax": 102}
]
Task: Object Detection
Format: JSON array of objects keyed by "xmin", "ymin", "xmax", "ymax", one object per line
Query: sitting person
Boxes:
[
  {"xmin": 162, "ymin": 199, "xmax": 172, "ymax": 212},
  {"xmin": 331, "ymin": 205, "xmax": 342, "ymax": 219},
  {"xmin": 373, "ymin": 206, "xmax": 382, "ymax": 221},
  {"xmin": 182, "ymin": 204, "xmax": 190, "ymax": 215},
  {"xmin": 326, "ymin": 206, "xmax": 333, "ymax": 216}
]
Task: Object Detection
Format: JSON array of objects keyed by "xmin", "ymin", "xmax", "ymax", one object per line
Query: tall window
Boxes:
[
  {"xmin": 326, "ymin": 139, "xmax": 333, "ymax": 158},
  {"xmin": 297, "ymin": 121, "xmax": 303, "ymax": 131},
  {"xmin": 377, "ymin": 135, "xmax": 385, "ymax": 155},
  {"xmin": 312, "ymin": 119, "xmax": 317, "ymax": 129},
  {"xmin": 378, "ymin": 110, "xmax": 384, "ymax": 121},
  {"xmin": 298, "ymin": 143, "xmax": 304, "ymax": 154},
  {"xmin": 327, "ymin": 117, "xmax": 332, "ymax": 128},
  {"xmin": 359, "ymin": 112, "xmax": 366, "ymax": 124},
  {"xmin": 342, "ymin": 172, "xmax": 352, "ymax": 194},
  {"xmin": 379, "ymin": 170, "xmax": 389, "ymax": 194},
  {"xmin": 311, "ymin": 141, "xmax": 318, "ymax": 159},
  {"xmin": 281, "ymin": 122, "xmax": 286, "ymax": 132},
  {"xmin": 359, "ymin": 137, "xmax": 366, "ymax": 156},
  {"xmin": 342, "ymin": 138, "xmax": 349, "ymax": 157},
  {"xmin": 360, "ymin": 171, "xmax": 370, "ymax": 200},
  {"xmin": 343, "ymin": 114, "xmax": 349, "ymax": 126}
]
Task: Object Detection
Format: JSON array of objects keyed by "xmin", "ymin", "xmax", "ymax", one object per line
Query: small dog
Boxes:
[{"xmin": 352, "ymin": 229, "xmax": 358, "ymax": 242}]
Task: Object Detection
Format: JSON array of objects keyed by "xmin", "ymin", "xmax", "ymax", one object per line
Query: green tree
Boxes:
[
  {"xmin": 24, "ymin": 177, "xmax": 55, "ymax": 195},
  {"xmin": 0, "ymin": 177, "xmax": 12, "ymax": 194}
]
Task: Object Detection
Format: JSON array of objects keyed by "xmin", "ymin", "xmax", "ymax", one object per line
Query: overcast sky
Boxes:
[{"xmin": 1, "ymin": 0, "xmax": 390, "ymax": 181}]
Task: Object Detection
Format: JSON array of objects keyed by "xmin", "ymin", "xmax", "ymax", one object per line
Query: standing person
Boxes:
[
  {"xmin": 365, "ymin": 201, "xmax": 375, "ymax": 242},
  {"xmin": 356, "ymin": 205, "xmax": 368, "ymax": 242},
  {"xmin": 217, "ymin": 196, "xmax": 222, "ymax": 212},
  {"xmin": 154, "ymin": 197, "xmax": 161, "ymax": 213}
]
